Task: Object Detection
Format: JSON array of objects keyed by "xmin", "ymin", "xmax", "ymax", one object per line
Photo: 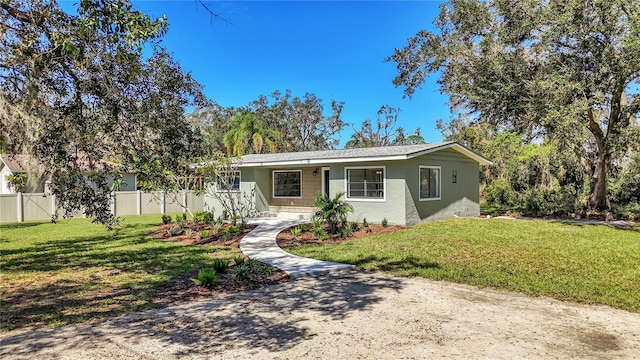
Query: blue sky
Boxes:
[{"xmin": 65, "ymin": 1, "xmax": 449, "ymax": 147}]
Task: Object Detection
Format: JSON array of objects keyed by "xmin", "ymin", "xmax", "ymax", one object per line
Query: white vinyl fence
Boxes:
[{"xmin": 0, "ymin": 190, "xmax": 204, "ymax": 223}]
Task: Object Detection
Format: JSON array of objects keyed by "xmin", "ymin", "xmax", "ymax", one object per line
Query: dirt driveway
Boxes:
[{"xmin": 1, "ymin": 271, "xmax": 639, "ymax": 359}]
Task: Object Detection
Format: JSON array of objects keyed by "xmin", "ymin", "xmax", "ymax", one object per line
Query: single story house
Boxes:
[
  {"xmin": 203, "ymin": 142, "xmax": 492, "ymax": 226},
  {"xmin": 0, "ymin": 154, "xmax": 137, "ymax": 194}
]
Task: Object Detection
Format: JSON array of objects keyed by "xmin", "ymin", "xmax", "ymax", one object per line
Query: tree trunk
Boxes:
[{"xmin": 588, "ymin": 153, "xmax": 610, "ymax": 210}]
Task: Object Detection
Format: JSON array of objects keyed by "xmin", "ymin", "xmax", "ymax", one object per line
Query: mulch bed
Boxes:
[
  {"xmin": 149, "ymin": 220, "xmax": 405, "ymax": 304},
  {"xmin": 149, "ymin": 221, "xmax": 290, "ymax": 303},
  {"xmin": 148, "ymin": 221, "xmax": 257, "ymax": 247},
  {"xmin": 275, "ymin": 223, "xmax": 406, "ymax": 247},
  {"xmin": 152, "ymin": 268, "xmax": 290, "ymax": 305}
]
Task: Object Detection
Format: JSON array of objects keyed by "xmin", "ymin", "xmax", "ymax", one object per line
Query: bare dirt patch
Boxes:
[{"xmin": 2, "ymin": 272, "xmax": 639, "ymax": 359}]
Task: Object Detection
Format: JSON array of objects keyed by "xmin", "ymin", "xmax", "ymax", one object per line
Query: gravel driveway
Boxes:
[{"xmin": 2, "ymin": 271, "xmax": 639, "ymax": 359}]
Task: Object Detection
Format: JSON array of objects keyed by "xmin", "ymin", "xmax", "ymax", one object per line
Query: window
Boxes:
[
  {"xmin": 273, "ymin": 170, "xmax": 302, "ymax": 198},
  {"xmin": 345, "ymin": 167, "xmax": 385, "ymax": 200},
  {"xmin": 215, "ymin": 171, "xmax": 240, "ymax": 192},
  {"xmin": 420, "ymin": 166, "xmax": 440, "ymax": 200}
]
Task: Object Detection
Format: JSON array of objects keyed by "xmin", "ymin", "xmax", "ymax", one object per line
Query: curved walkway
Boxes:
[{"xmin": 241, "ymin": 217, "xmax": 355, "ymax": 277}]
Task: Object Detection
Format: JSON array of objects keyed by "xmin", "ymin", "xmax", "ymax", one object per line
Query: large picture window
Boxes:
[
  {"xmin": 345, "ymin": 167, "xmax": 385, "ymax": 200},
  {"xmin": 420, "ymin": 166, "xmax": 440, "ymax": 200},
  {"xmin": 273, "ymin": 170, "xmax": 302, "ymax": 198}
]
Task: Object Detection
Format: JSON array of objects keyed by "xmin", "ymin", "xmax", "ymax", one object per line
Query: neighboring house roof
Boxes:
[
  {"xmin": 0, "ymin": 154, "xmax": 121, "ymax": 173},
  {"xmin": 0, "ymin": 154, "xmax": 31, "ymax": 173},
  {"xmin": 238, "ymin": 142, "xmax": 492, "ymax": 167}
]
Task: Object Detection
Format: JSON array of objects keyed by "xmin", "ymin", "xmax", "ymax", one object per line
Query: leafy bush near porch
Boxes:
[{"xmin": 313, "ymin": 192, "xmax": 353, "ymax": 234}]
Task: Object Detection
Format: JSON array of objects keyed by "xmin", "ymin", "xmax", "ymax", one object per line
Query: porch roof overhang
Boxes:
[{"xmin": 237, "ymin": 142, "xmax": 492, "ymax": 167}]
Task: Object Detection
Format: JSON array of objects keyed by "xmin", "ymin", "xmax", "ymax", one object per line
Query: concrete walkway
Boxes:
[{"xmin": 241, "ymin": 217, "xmax": 355, "ymax": 276}]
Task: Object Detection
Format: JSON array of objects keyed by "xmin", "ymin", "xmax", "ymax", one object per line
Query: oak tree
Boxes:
[
  {"xmin": 1, "ymin": 0, "xmax": 206, "ymax": 226},
  {"xmin": 388, "ymin": 0, "xmax": 640, "ymax": 210}
]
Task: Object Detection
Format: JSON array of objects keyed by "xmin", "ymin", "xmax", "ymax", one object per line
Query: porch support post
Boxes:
[
  {"xmin": 160, "ymin": 191, "xmax": 166, "ymax": 214},
  {"xmin": 136, "ymin": 190, "xmax": 142, "ymax": 215}
]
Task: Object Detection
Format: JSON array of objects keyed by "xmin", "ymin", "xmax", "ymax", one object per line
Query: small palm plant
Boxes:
[{"xmin": 313, "ymin": 192, "xmax": 353, "ymax": 234}]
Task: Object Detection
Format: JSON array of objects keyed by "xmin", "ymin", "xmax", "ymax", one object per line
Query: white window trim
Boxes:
[
  {"xmin": 272, "ymin": 170, "xmax": 302, "ymax": 199},
  {"xmin": 321, "ymin": 166, "xmax": 330, "ymax": 196},
  {"xmin": 214, "ymin": 170, "xmax": 241, "ymax": 193},
  {"xmin": 419, "ymin": 165, "xmax": 441, "ymax": 201},
  {"xmin": 344, "ymin": 165, "xmax": 386, "ymax": 202}
]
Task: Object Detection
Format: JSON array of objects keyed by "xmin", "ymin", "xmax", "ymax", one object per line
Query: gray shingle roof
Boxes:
[{"xmin": 239, "ymin": 141, "xmax": 492, "ymax": 166}]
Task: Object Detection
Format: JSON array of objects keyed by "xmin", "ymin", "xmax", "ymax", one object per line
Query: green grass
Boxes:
[
  {"xmin": 0, "ymin": 214, "xmax": 238, "ymax": 331},
  {"xmin": 285, "ymin": 218, "xmax": 640, "ymax": 312}
]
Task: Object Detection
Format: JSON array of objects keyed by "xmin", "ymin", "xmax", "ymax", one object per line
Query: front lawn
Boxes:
[
  {"xmin": 284, "ymin": 218, "xmax": 640, "ymax": 312},
  {"xmin": 0, "ymin": 214, "xmax": 240, "ymax": 332}
]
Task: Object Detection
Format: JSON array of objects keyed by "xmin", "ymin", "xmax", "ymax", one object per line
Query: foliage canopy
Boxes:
[
  {"xmin": 388, "ymin": 0, "xmax": 640, "ymax": 210},
  {"xmin": 1, "ymin": 0, "xmax": 207, "ymax": 226}
]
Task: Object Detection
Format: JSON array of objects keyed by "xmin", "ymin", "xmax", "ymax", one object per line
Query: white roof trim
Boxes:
[
  {"xmin": 238, "ymin": 155, "xmax": 411, "ymax": 167},
  {"xmin": 406, "ymin": 143, "xmax": 493, "ymax": 166},
  {"xmin": 238, "ymin": 143, "xmax": 492, "ymax": 167}
]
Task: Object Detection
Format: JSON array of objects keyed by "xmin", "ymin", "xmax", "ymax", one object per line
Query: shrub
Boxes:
[
  {"xmin": 319, "ymin": 233, "xmax": 329, "ymax": 241},
  {"xmin": 161, "ymin": 214, "xmax": 172, "ymax": 225},
  {"xmin": 166, "ymin": 224, "xmax": 182, "ymax": 237},
  {"xmin": 521, "ymin": 187, "xmax": 577, "ymax": 217},
  {"xmin": 365, "ymin": 225, "xmax": 373, "ymax": 233},
  {"xmin": 350, "ymin": 222, "xmax": 359, "ymax": 232},
  {"xmin": 224, "ymin": 225, "xmax": 241, "ymax": 235},
  {"xmin": 210, "ymin": 223, "xmax": 222, "ymax": 234},
  {"xmin": 194, "ymin": 211, "xmax": 214, "ymax": 223},
  {"xmin": 175, "ymin": 214, "xmax": 186, "ymax": 227},
  {"xmin": 381, "ymin": 218, "xmax": 388, "ymax": 227},
  {"xmin": 313, "ymin": 192, "xmax": 353, "ymax": 234},
  {"xmin": 340, "ymin": 224, "xmax": 352, "ymax": 238},
  {"xmin": 311, "ymin": 219, "xmax": 326, "ymax": 238},
  {"xmin": 191, "ymin": 268, "xmax": 218, "ymax": 288},
  {"xmin": 185, "ymin": 228, "xmax": 193, "ymax": 238},
  {"xmin": 232, "ymin": 260, "xmax": 274, "ymax": 281},
  {"xmin": 290, "ymin": 226, "xmax": 303, "ymax": 238},
  {"xmin": 612, "ymin": 203, "xmax": 640, "ymax": 221},
  {"xmin": 311, "ymin": 219, "xmax": 324, "ymax": 237},
  {"xmin": 6, "ymin": 173, "xmax": 26, "ymax": 192},
  {"xmin": 211, "ymin": 258, "xmax": 229, "ymax": 273},
  {"xmin": 200, "ymin": 229, "xmax": 210, "ymax": 239},
  {"xmin": 246, "ymin": 259, "xmax": 274, "ymax": 277},
  {"xmin": 362, "ymin": 218, "xmax": 369, "ymax": 228},
  {"xmin": 485, "ymin": 179, "xmax": 518, "ymax": 207},
  {"xmin": 233, "ymin": 255, "xmax": 246, "ymax": 266},
  {"xmin": 233, "ymin": 264, "xmax": 249, "ymax": 280}
]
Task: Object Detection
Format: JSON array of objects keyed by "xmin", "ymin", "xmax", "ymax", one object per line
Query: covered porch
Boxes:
[{"xmin": 247, "ymin": 166, "xmax": 330, "ymax": 218}]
